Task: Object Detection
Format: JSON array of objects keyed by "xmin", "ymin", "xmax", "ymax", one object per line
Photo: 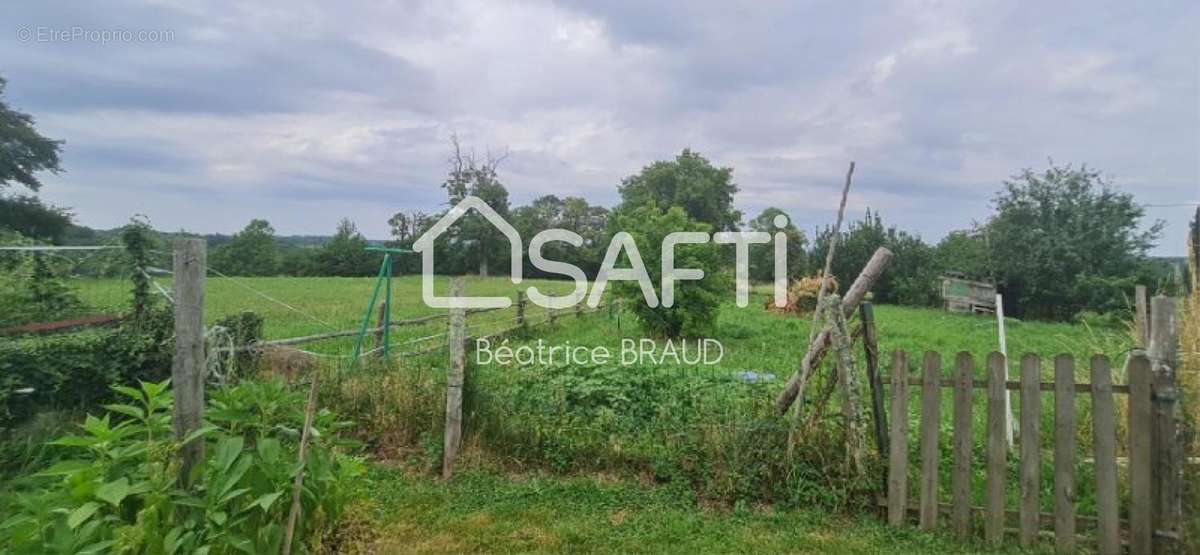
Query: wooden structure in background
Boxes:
[{"xmin": 939, "ymin": 274, "xmax": 996, "ymax": 313}]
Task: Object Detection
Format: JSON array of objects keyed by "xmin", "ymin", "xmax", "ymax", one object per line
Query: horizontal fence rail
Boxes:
[{"xmin": 883, "ymin": 349, "xmax": 1177, "ymax": 554}]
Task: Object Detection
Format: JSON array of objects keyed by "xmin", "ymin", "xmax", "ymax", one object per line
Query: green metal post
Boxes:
[{"xmin": 351, "ymin": 259, "xmax": 389, "ymax": 363}]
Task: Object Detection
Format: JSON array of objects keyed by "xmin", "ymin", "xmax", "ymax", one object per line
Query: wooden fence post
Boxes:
[
  {"xmin": 887, "ymin": 350, "xmax": 909, "ymax": 527},
  {"xmin": 575, "ymin": 301, "xmax": 582, "ymax": 319},
  {"xmin": 1134, "ymin": 285, "xmax": 1149, "ymax": 348},
  {"xmin": 1019, "ymin": 354, "xmax": 1042, "ymax": 548},
  {"xmin": 1147, "ymin": 295, "xmax": 1181, "ymax": 547},
  {"xmin": 860, "ymin": 303, "xmax": 888, "ymax": 458},
  {"xmin": 1129, "ymin": 352, "xmax": 1154, "ymax": 554},
  {"xmin": 1054, "ymin": 354, "xmax": 1076, "ymax": 553},
  {"xmin": 1090, "ymin": 355, "xmax": 1120, "ymax": 555},
  {"xmin": 442, "ymin": 278, "xmax": 467, "ymax": 480},
  {"xmin": 919, "ymin": 352, "xmax": 941, "ymax": 531},
  {"xmin": 985, "ymin": 352, "xmax": 1007, "ymax": 546},
  {"xmin": 950, "ymin": 352, "xmax": 973, "ymax": 539},
  {"xmin": 172, "ymin": 238, "xmax": 205, "ymax": 486}
]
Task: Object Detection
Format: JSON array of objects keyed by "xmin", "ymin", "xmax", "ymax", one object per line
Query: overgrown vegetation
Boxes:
[{"xmin": 0, "ymin": 379, "xmax": 363, "ymax": 554}]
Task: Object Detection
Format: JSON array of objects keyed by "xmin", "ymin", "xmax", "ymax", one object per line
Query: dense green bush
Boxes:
[
  {"xmin": 0, "ymin": 306, "xmax": 173, "ymax": 427},
  {"xmin": 608, "ymin": 204, "xmax": 725, "ymax": 337},
  {"xmin": 0, "ymin": 379, "xmax": 363, "ymax": 554},
  {"xmin": 464, "ymin": 362, "xmax": 878, "ymax": 511}
]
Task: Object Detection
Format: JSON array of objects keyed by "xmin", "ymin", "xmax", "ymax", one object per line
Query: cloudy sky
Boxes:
[{"xmin": 2, "ymin": 0, "xmax": 1197, "ymax": 254}]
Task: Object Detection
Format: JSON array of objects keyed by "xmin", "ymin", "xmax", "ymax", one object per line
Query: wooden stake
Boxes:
[
  {"xmin": 1134, "ymin": 285, "xmax": 1149, "ymax": 348},
  {"xmin": 860, "ymin": 303, "xmax": 888, "ymax": 457},
  {"xmin": 171, "ymin": 238, "xmax": 205, "ymax": 486},
  {"xmin": 442, "ymin": 278, "xmax": 467, "ymax": 480},
  {"xmin": 282, "ymin": 369, "xmax": 320, "ymax": 555},
  {"xmin": 1147, "ymin": 295, "xmax": 1180, "ymax": 546},
  {"xmin": 825, "ymin": 295, "xmax": 864, "ymax": 474},
  {"xmin": 373, "ymin": 303, "xmax": 386, "ymax": 357}
]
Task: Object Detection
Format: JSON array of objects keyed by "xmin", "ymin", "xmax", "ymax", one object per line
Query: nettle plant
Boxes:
[{"xmin": 0, "ymin": 379, "xmax": 362, "ymax": 555}]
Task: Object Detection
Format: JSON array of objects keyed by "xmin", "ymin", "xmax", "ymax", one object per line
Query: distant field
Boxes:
[
  {"xmin": 71, "ymin": 275, "xmax": 582, "ymax": 354},
  {"xmin": 71, "ymin": 275, "xmax": 1129, "ymax": 362}
]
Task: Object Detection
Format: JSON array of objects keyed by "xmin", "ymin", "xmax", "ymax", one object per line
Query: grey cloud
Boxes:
[{"xmin": 2, "ymin": 0, "xmax": 1195, "ymax": 253}]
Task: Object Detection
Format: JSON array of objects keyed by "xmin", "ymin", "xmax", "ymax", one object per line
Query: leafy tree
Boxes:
[
  {"xmin": 278, "ymin": 245, "xmax": 316, "ymax": 276},
  {"xmin": 747, "ymin": 207, "xmax": 807, "ymax": 283},
  {"xmin": 386, "ymin": 209, "xmax": 433, "ymax": 274},
  {"xmin": 511, "ymin": 195, "xmax": 610, "ymax": 279},
  {"xmin": 0, "ymin": 76, "xmax": 63, "ymax": 191},
  {"xmin": 934, "ymin": 230, "xmax": 991, "ymax": 282},
  {"xmin": 210, "ymin": 219, "xmax": 281, "ymax": 276},
  {"xmin": 311, "ymin": 218, "xmax": 376, "ymax": 276},
  {"xmin": 811, "ymin": 209, "xmax": 938, "ymax": 306},
  {"xmin": 0, "ymin": 194, "xmax": 72, "ymax": 243},
  {"xmin": 616, "ymin": 149, "xmax": 741, "ymax": 232},
  {"xmin": 441, "ymin": 137, "xmax": 511, "ymax": 276},
  {"xmin": 608, "ymin": 203, "xmax": 724, "ymax": 337},
  {"xmin": 984, "ymin": 163, "xmax": 1162, "ymax": 319}
]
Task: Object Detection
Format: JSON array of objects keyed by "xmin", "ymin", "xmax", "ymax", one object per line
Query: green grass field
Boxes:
[
  {"xmin": 68, "ymin": 275, "xmax": 1131, "ymax": 552},
  {"xmin": 71, "ymin": 275, "xmax": 1128, "ymax": 363}
]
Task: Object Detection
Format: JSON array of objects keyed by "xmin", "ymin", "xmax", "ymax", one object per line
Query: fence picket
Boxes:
[
  {"xmin": 1054, "ymin": 355, "xmax": 1076, "ymax": 553},
  {"xmin": 919, "ymin": 352, "xmax": 941, "ymax": 531},
  {"xmin": 1129, "ymin": 353, "xmax": 1153, "ymax": 554},
  {"xmin": 951, "ymin": 352, "xmax": 973, "ymax": 538},
  {"xmin": 1089, "ymin": 355, "xmax": 1120, "ymax": 555},
  {"xmin": 985, "ymin": 352, "xmax": 1007, "ymax": 546},
  {"xmin": 887, "ymin": 350, "xmax": 909, "ymax": 527},
  {"xmin": 1019, "ymin": 354, "xmax": 1041, "ymax": 547}
]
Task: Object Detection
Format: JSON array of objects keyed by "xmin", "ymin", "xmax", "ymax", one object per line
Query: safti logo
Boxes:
[{"xmin": 414, "ymin": 196, "xmax": 793, "ymax": 310}]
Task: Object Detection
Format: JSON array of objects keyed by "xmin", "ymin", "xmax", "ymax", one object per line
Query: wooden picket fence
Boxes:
[{"xmin": 881, "ymin": 350, "xmax": 1181, "ymax": 554}]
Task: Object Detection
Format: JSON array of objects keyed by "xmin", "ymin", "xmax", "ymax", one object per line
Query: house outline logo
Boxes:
[{"xmin": 413, "ymin": 196, "xmax": 523, "ymax": 308}]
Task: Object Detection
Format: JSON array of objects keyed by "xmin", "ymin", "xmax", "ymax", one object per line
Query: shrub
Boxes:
[
  {"xmin": 0, "ymin": 305, "xmax": 173, "ymax": 427},
  {"xmin": 608, "ymin": 204, "xmax": 724, "ymax": 337},
  {"xmin": 0, "ymin": 379, "xmax": 363, "ymax": 554}
]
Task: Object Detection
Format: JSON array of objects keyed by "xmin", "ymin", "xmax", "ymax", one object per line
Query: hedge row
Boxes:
[{"xmin": 0, "ymin": 312, "xmax": 173, "ymax": 427}]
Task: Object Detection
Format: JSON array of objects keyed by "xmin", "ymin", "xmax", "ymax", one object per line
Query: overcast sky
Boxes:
[{"xmin": 2, "ymin": 1, "xmax": 1197, "ymax": 254}]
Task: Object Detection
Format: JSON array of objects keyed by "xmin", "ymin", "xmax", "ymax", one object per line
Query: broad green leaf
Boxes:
[
  {"xmin": 214, "ymin": 436, "xmax": 244, "ymax": 473},
  {"xmin": 95, "ymin": 478, "xmax": 130, "ymax": 507},
  {"xmin": 218, "ymin": 456, "xmax": 253, "ymax": 500},
  {"xmin": 256, "ymin": 437, "xmax": 281, "ymax": 464},
  {"xmin": 218, "ymin": 487, "xmax": 251, "ymax": 505},
  {"xmin": 246, "ymin": 491, "xmax": 283, "ymax": 513},
  {"xmin": 111, "ymin": 385, "xmax": 143, "ymax": 401},
  {"xmin": 67, "ymin": 502, "xmax": 100, "ymax": 529},
  {"xmin": 163, "ymin": 526, "xmax": 183, "ymax": 555},
  {"xmin": 49, "ymin": 435, "xmax": 98, "ymax": 448},
  {"xmin": 77, "ymin": 540, "xmax": 116, "ymax": 555},
  {"xmin": 102, "ymin": 403, "xmax": 144, "ymax": 420},
  {"xmin": 180, "ymin": 425, "xmax": 217, "ymax": 446},
  {"xmin": 34, "ymin": 460, "xmax": 92, "ymax": 477}
]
